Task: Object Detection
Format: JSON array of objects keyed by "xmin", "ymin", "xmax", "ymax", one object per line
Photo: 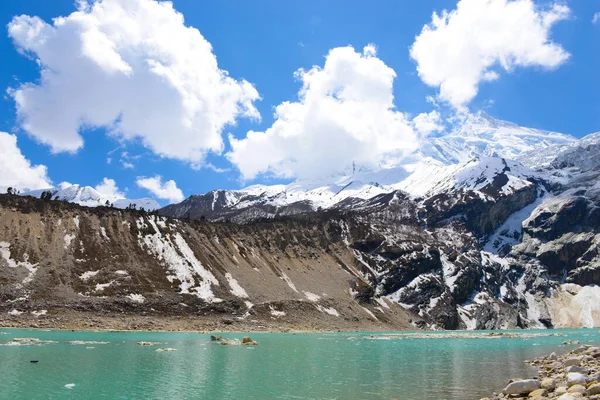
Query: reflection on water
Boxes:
[{"xmin": 0, "ymin": 329, "xmax": 598, "ymax": 399}]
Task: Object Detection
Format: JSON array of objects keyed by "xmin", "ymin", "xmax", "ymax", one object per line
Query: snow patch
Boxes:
[
  {"xmin": 79, "ymin": 270, "xmax": 99, "ymax": 281},
  {"xmin": 225, "ymin": 273, "xmax": 249, "ymax": 298},
  {"xmin": 280, "ymin": 272, "xmax": 298, "ymax": 293},
  {"xmin": 269, "ymin": 306, "xmax": 286, "ymax": 317},
  {"xmin": 64, "ymin": 234, "xmax": 76, "ymax": 249},
  {"xmin": 303, "ymin": 291, "xmax": 321, "ymax": 302},
  {"xmin": 139, "ymin": 217, "xmax": 220, "ymax": 302},
  {"xmin": 316, "ymin": 305, "xmax": 340, "ymax": 317},
  {"xmin": 0, "ymin": 242, "xmax": 38, "ymax": 284},
  {"xmin": 127, "ymin": 294, "xmax": 145, "ymax": 304}
]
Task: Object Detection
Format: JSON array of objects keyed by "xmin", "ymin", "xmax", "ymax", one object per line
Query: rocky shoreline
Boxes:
[
  {"xmin": 0, "ymin": 309, "xmax": 409, "ymax": 333},
  {"xmin": 482, "ymin": 344, "xmax": 600, "ymax": 399}
]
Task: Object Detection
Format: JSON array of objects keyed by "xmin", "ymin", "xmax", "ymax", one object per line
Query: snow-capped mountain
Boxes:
[
  {"xmin": 161, "ymin": 112, "xmax": 576, "ymax": 222},
  {"xmin": 21, "ymin": 184, "xmax": 160, "ymax": 210}
]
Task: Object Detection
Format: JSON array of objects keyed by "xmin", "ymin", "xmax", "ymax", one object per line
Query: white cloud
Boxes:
[
  {"xmin": 136, "ymin": 176, "xmax": 184, "ymax": 203},
  {"xmin": 412, "ymin": 111, "xmax": 444, "ymax": 137},
  {"xmin": 0, "ymin": 132, "xmax": 52, "ymax": 192},
  {"xmin": 593, "ymin": 12, "xmax": 600, "ymax": 24},
  {"xmin": 95, "ymin": 177, "xmax": 125, "ymax": 199},
  {"xmin": 8, "ymin": 0, "xmax": 260, "ymax": 165},
  {"xmin": 410, "ymin": 0, "xmax": 570, "ymax": 108},
  {"xmin": 227, "ymin": 45, "xmax": 419, "ymax": 180}
]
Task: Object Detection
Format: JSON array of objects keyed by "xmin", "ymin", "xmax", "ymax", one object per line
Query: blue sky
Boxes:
[{"xmin": 0, "ymin": 0, "xmax": 598, "ymax": 205}]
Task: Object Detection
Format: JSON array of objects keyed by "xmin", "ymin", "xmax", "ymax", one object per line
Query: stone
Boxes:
[
  {"xmin": 588, "ymin": 383, "xmax": 600, "ymax": 395},
  {"xmin": 568, "ymin": 384, "xmax": 586, "ymax": 394},
  {"xmin": 573, "ymin": 346, "xmax": 591, "ymax": 354},
  {"xmin": 503, "ymin": 379, "xmax": 541, "ymax": 395},
  {"xmin": 567, "ymin": 365, "xmax": 587, "ymax": 374},
  {"xmin": 555, "ymin": 386, "xmax": 568, "ymax": 395},
  {"xmin": 541, "ymin": 378, "xmax": 556, "ymax": 390},
  {"xmin": 567, "ymin": 372, "xmax": 587, "ymax": 387},
  {"xmin": 528, "ymin": 388, "xmax": 547, "ymax": 398},
  {"xmin": 557, "ymin": 394, "xmax": 579, "ymax": 400},
  {"xmin": 564, "ymin": 358, "xmax": 582, "ymax": 367},
  {"xmin": 549, "ymin": 352, "xmax": 558, "ymax": 360}
]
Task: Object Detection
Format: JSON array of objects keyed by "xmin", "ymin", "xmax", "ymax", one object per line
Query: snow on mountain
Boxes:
[
  {"xmin": 21, "ymin": 184, "xmax": 160, "ymax": 210},
  {"xmin": 518, "ymin": 131, "xmax": 600, "ymax": 171},
  {"xmin": 421, "ymin": 111, "xmax": 575, "ymax": 165}
]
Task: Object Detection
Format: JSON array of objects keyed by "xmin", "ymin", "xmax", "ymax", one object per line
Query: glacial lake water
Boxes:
[{"xmin": 0, "ymin": 328, "xmax": 599, "ymax": 400}]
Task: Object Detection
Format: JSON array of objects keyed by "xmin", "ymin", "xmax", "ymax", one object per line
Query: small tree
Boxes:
[
  {"xmin": 105, "ymin": 200, "xmax": 110, "ymax": 206},
  {"xmin": 6, "ymin": 187, "xmax": 13, "ymax": 195}
]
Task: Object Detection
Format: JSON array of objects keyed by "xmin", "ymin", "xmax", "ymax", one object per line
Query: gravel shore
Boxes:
[{"xmin": 482, "ymin": 343, "xmax": 600, "ymax": 399}]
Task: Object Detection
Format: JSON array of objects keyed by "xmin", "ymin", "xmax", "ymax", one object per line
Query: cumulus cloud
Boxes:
[
  {"xmin": 593, "ymin": 12, "xmax": 600, "ymax": 24},
  {"xmin": 136, "ymin": 175, "xmax": 184, "ymax": 203},
  {"xmin": 8, "ymin": 0, "xmax": 260, "ymax": 164},
  {"xmin": 227, "ymin": 45, "xmax": 419, "ymax": 180},
  {"xmin": 0, "ymin": 132, "xmax": 52, "ymax": 192},
  {"xmin": 410, "ymin": 0, "xmax": 570, "ymax": 108},
  {"xmin": 94, "ymin": 177, "xmax": 125, "ymax": 199}
]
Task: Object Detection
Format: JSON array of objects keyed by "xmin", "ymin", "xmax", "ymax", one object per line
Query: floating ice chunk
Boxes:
[{"xmin": 65, "ymin": 384, "xmax": 75, "ymax": 389}]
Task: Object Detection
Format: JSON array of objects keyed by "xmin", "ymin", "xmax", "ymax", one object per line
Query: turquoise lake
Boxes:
[{"xmin": 1, "ymin": 328, "xmax": 599, "ymax": 399}]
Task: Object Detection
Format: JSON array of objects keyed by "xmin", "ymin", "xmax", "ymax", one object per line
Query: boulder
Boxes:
[
  {"xmin": 567, "ymin": 372, "xmax": 587, "ymax": 387},
  {"xmin": 503, "ymin": 379, "xmax": 541, "ymax": 395}
]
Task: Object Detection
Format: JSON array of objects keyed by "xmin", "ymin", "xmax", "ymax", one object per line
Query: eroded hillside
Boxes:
[{"xmin": 0, "ymin": 194, "xmax": 417, "ymax": 331}]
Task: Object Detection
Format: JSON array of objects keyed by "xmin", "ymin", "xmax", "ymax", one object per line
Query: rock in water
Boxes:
[
  {"xmin": 241, "ymin": 337, "xmax": 258, "ymax": 346},
  {"xmin": 502, "ymin": 379, "xmax": 541, "ymax": 395}
]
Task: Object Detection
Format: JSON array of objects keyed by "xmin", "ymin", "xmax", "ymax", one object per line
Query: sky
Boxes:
[{"xmin": 0, "ymin": 0, "xmax": 599, "ymax": 205}]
